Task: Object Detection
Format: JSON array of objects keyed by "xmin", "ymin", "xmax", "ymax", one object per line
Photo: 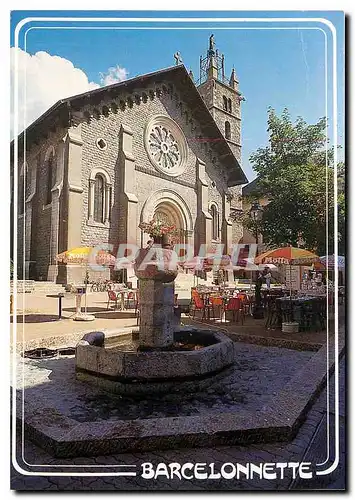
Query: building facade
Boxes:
[{"xmin": 11, "ymin": 37, "xmax": 248, "ymax": 284}]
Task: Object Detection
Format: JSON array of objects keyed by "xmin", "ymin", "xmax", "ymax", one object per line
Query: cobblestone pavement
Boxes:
[
  {"xmin": 11, "ymin": 356, "xmax": 345, "ymax": 491},
  {"xmin": 16, "ymin": 343, "xmax": 312, "ymax": 421}
]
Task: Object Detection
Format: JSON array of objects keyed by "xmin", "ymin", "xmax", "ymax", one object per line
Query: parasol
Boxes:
[
  {"xmin": 56, "ymin": 246, "xmax": 116, "ymax": 318},
  {"xmin": 255, "ymin": 246, "xmax": 319, "ymax": 297},
  {"xmin": 320, "ymin": 255, "xmax": 345, "ymax": 268}
]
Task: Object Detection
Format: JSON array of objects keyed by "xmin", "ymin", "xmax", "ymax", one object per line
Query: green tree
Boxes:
[{"xmin": 246, "ymin": 108, "xmax": 344, "ymax": 256}]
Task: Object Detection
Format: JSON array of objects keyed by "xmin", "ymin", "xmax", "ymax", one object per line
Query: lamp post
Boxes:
[
  {"xmin": 249, "ymin": 201, "xmax": 264, "ymax": 319},
  {"xmin": 250, "ymin": 201, "xmax": 264, "ymax": 251}
]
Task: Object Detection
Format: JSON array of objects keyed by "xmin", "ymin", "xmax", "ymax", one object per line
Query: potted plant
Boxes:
[
  {"xmin": 138, "ymin": 219, "xmax": 180, "ymax": 248},
  {"xmin": 136, "ymin": 220, "xmax": 180, "ymax": 282}
]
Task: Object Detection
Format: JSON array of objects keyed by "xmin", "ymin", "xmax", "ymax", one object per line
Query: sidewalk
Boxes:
[
  {"xmin": 10, "ymin": 355, "xmax": 345, "ymax": 490},
  {"xmin": 11, "ymin": 292, "xmax": 138, "ymax": 343}
]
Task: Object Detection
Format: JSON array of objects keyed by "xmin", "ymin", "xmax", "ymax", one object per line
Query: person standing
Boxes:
[
  {"xmin": 264, "ymin": 267, "xmax": 272, "ymax": 290},
  {"xmin": 253, "ymin": 271, "xmax": 265, "ymax": 318}
]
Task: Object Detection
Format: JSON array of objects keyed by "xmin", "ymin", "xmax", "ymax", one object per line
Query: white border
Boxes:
[{"xmin": 12, "ymin": 15, "xmax": 339, "ymax": 478}]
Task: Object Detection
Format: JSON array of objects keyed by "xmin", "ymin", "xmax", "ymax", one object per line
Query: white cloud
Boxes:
[
  {"xmin": 99, "ymin": 65, "xmax": 129, "ymax": 86},
  {"xmin": 11, "ymin": 47, "xmax": 100, "ymax": 137}
]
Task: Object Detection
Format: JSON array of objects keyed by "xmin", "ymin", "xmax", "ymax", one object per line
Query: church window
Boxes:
[
  {"xmin": 145, "ymin": 115, "xmax": 188, "ymax": 177},
  {"xmin": 46, "ymin": 153, "xmax": 54, "ymax": 205},
  {"xmin": 94, "ymin": 174, "xmax": 105, "ymax": 223},
  {"xmin": 210, "ymin": 204, "xmax": 219, "ymax": 240},
  {"xmin": 88, "ymin": 167, "xmax": 112, "ymax": 224},
  {"xmin": 96, "ymin": 138, "xmax": 107, "ymax": 150},
  {"xmin": 225, "ymin": 121, "xmax": 231, "ymax": 140},
  {"xmin": 223, "ymin": 96, "xmax": 228, "ymax": 111},
  {"xmin": 228, "ymin": 98, "xmax": 232, "ymax": 113}
]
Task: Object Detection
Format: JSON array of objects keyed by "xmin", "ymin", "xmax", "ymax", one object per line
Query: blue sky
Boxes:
[{"xmin": 10, "ymin": 11, "xmax": 344, "ymax": 182}]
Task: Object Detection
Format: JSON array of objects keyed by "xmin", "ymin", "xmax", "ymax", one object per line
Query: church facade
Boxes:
[{"xmin": 12, "ymin": 37, "xmax": 248, "ymax": 284}]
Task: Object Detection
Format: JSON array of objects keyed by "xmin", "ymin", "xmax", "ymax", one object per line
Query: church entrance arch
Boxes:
[{"xmin": 140, "ymin": 190, "xmax": 193, "ymax": 249}]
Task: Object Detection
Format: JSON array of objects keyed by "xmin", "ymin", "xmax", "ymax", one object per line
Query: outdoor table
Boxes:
[
  {"xmin": 46, "ymin": 293, "xmax": 65, "ymax": 319},
  {"xmin": 112, "ymin": 287, "xmax": 137, "ymax": 311},
  {"xmin": 276, "ymin": 296, "xmax": 321, "ymax": 331}
]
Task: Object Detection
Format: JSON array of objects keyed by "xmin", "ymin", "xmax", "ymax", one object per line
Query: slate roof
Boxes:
[{"xmin": 11, "ymin": 64, "xmax": 248, "ymax": 186}]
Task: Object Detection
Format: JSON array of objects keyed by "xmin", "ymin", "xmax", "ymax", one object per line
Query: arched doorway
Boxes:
[
  {"xmin": 140, "ymin": 189, "xmax": 194, "ymax": 249},
  {"xmin": 154, "ymin": 201, "xmax": 185, "ymax": 243}
]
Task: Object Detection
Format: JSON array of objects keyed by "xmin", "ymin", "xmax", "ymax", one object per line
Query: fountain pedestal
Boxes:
[
  {"xmin": 138, "ymin": 280, "xmax": 175, "ymax": 349},
  {"xmin": 134, "ymin": 245, "xmax": 178, "ymax": 350},
  {"xmin": 75, "ymin": 243, "xmax": 236, "ymax": 395}
]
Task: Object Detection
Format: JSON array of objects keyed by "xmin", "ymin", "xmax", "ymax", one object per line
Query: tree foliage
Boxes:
[{"xmin": 246, "ymin": 108, "xmax": 345, "ymax": 255}]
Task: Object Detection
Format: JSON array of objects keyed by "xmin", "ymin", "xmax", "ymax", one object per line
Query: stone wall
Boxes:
[
  {"xmin": 198, "ymin": 78, "xmax": 242, "ymax": 162},
  {"xmin": 79, "ymin": 80, "xmax": 234, "ymax": 252},
  {"xmin": 15, "ymin": 127, "xmax": 67, "ymax": 280},
  {"xmin": 13, "ymin": 75, "xmax": 246, "ymax": 283}
]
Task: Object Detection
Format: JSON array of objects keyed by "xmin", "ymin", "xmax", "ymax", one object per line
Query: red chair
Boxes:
[
  {"xmin": 210, "ymin": 296, "xmax": 224, "ymax": 319},
  {"xmin": 237, "ymin": 293, "xmax": 252, "ymax": 317},
  {"xmin": 225, "ymin": 297, "xmax": 244, "ymax": 324},
  {"xmin": 190, "ymin": 291, "xmax": 212, "ymax": 320},
  {"xmin": 107, "ymin": 290, "xmax": 118, "ymax": 310},
  {"xmin": 125, "ymin": 291, "xmax": 136, "ymax": 309}
]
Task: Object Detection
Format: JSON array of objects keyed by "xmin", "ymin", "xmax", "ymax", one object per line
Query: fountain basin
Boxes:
[{"xmin": 75, "ymin": 327, "xmax": 236, "ymax": 395}]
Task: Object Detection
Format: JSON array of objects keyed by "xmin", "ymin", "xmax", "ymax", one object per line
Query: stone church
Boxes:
[{"xmin": 11, "ymin": 35, "xmax": 248, "ymax": 284}]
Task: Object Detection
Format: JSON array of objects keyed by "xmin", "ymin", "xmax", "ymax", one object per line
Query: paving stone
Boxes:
[{"xmin": 11, "ymin": 351, "xmax": 345, "ymax": 491}]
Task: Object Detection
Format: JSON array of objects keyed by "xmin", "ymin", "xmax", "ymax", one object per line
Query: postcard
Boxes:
[{"xmin": 10, "ymin": 10, "xmax": 345, "ymax": 492}]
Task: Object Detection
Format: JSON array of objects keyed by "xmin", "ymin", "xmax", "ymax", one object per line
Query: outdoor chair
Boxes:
[
  {"xmin": 224, "ymin": 297, "xmax": 244, "ymax": 324},
  {"xmin": 236, "ymin": 293, "xmax": 252, "ymax": 317},
  {"xmin": 264, "ymin": 295, "xmax": 281, "ymax": 329},
  {"xmin": 107, "ymin": 290, "xmax": 118, "ymax": 310},
  {"xmin": 190, "ymin": 291, "xmax": 212, "ymax": 320},
  {"xmin": 125, "ymin": 291, "xmax": 136, "ymax": 309},
  {"xmin": 303, "ymin": 297, "xmax": 326, "ymax": 332},
  {"xmin": 209, "ymin": 296, "xmax": 224, "ymax": 319},
  {"xmin": 281, "ymin": 300, "xmax": 294, "ymax": 323}
]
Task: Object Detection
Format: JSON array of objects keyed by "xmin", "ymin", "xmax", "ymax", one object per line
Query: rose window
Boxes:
[
  {"xmin": 148, "ymin": 126, "xmax": 180, "ymax": 171},
  {"xmin": 144, "ymin": 115, "xmax": 188, "ymax": 177}
]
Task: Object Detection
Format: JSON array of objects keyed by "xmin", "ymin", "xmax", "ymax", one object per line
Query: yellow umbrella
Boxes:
[
  {"xmin": 56, "ymin": 246, "xmax": 116, "ymax": 266},
  {"xmin": 56, "ymin": 247, "xmax": 116, "ymax": 315}
]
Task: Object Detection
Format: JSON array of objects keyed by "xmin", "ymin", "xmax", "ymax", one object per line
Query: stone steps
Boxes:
[
  {"xmin": 33, "ymin": 282, "xmax": 66, "ymax": 295},
  {"xmin": 10, "ymin": 280, "xmax": 35, "ymax": 293},
  {"xmin": 10, "ymin": 280, "xmax": 66, "ymax": 295}
]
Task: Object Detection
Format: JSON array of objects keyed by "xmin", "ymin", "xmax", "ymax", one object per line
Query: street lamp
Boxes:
[{"xmin": 249, "ymin": 201, "xmax": 264, "ymax": 248}]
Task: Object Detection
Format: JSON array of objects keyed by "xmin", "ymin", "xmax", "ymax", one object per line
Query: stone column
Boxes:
[
  {"xmin": 63, "ymin": 125, "xmax": 84, "ymax": 284},
  {"xmin": 24, "ymin": 203, "xmax": 32, "ymax": 279},
  {"xmin": 222, "ymin": 193, "xmax": 233, "ymax": 255},
  {"xmin": 104, "ymin": 184, "xmax": 111, "ymax": 223},
  {"xmin": 134, "ymin": 246, "xmax": 178, "ymax": 350},
  {"xmin": 138, "ymin": 280, "xmax": 175, "ymax": 349},
  {"xmin": 47, "ymin": 139, "xmax": 65, "ymax": 282},
  {"xmin": 88, "ymin": 179, "xmax": 95, "ymax": 220},
  {"xmin": 196, "ymin": 157, "xmax": 212, "ymax": 253},
  {"xmin": 119, "ymin": 124, "xmax": 138, "ymax": 245},
  {"xmin": 24, "ymin": 162, "xmax": 37, "ymax": 279}
]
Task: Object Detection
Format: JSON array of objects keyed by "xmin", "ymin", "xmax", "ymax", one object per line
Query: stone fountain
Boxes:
[{"xmin": 75, "ymin": 243, "xmax": 236, "ymax": 395}]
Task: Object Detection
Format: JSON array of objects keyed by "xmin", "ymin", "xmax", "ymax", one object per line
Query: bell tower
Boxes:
[{"xmin": 197, "ymin": 34, "xmax": 244, "ymax": 163}]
